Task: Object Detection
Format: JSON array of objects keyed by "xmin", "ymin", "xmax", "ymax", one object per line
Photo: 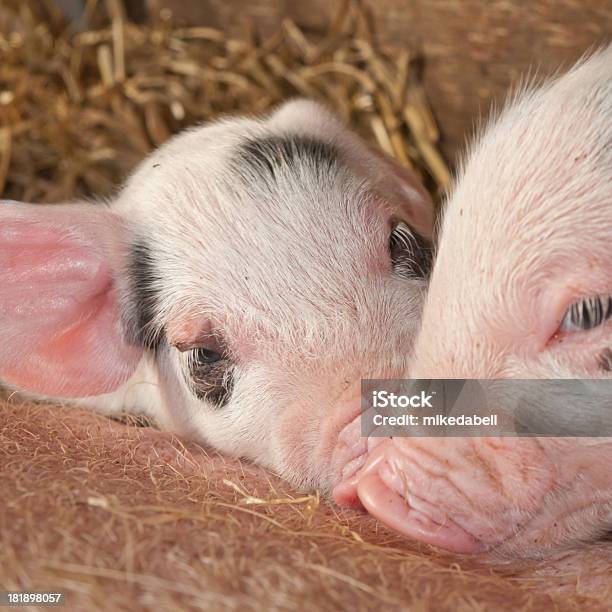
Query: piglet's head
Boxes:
[
  {"xmin": 0, "ymin": 99, "xmax": 433, "ymax": 492},
  {"xmin": 335, "ymin": 48, "xmax": 612, "ymax": 557}
]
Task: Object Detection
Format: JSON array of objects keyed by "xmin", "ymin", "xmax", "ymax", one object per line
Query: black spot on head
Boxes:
[
  {"xmin": 235, "ymin": 135, "xmax": 339, "ymax": 187},
  {"xmin": 189, "ymin": 360, "xmax": 234, "ymax": 408},
  {"xmin": 128, "ymin": 240, "xmax": 164, "ymax": 351},
  {"xmin": 186, "ymin": 346, "xmax": 235, "ymax": 409}
]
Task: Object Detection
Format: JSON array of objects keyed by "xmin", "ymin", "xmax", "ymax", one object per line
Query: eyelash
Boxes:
[
  {"xmin": 191, "ymin": 347, "xmax": 223, "ymax": 365},
  {"xmin": 389, "ymin": 221, "xmax": 430, "ymax": 279},
  {"xmin": 560, "ymin": 295, "xmax": 612, "ymax": 332}
]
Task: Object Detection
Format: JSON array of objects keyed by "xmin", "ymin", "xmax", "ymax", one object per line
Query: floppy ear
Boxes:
[
  {"xmin": 366, "ymin": 146, "xmax": 435, "ymax": 241},
  {"xmin": 0, "ymin": 201, "xmax": 142, "ymax": 398}
]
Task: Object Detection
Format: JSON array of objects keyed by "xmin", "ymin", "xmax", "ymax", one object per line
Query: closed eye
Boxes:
[
  {"xmin": 389, "ymin": 221, "xmax": 431, "ymax": 279},
  {"xmin": 559, "ymin": 295, "xmax": 612, "ymax": 333}
]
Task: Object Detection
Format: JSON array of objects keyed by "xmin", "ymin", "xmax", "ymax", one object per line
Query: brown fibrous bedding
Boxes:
[{"xmin": 2, "ymin": 398, "xmax": 612, "ymax": 611}]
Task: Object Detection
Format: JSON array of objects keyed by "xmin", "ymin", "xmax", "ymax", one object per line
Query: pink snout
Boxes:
[{"xmin": 333, "ymin": 436, "xmax": 558, "ymax": 554}]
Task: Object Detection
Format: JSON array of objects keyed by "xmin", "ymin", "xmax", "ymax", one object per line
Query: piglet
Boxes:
[
  {"xmin": 0, "ymin": 100, "xmax": 433, "ymax": 494},
  {"xmin": 334, "ymin": 48, "xmax": 612, "ymax": 557}
]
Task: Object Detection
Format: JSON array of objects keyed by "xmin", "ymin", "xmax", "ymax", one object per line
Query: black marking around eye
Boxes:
[
  {"xmin": 235, "ymin": 135, "xmax": 339, "ymax": 187},
  {"xmin": 127, "ymin": 240, "xmax": 164, "ymax": 351},
  {"xmin": 187, "ymin": 354, "xmax": 235, "ymax": 408}
]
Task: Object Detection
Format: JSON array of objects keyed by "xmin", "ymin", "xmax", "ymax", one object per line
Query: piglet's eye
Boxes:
[
  {"xmin": 559, "ymin": 295, "xmax": 612, "ymax": 332},
  {"xmin": 193, "ymin": 347, "xmax": 223, "ymax": 365},
  {"xmin": 185, "ymin": 343, "xmax": 234, "ymax": 409}
]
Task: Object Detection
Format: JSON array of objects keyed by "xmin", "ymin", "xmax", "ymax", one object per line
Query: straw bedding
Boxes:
[
  {"xmin": 0, "ymin": 0, "xmax": 449, "ymax": 204},
  {"xmin": 1, "ymin": 1, "xmax": 612, "ymax": 610},
  {"xmin": 2, "ymin": 398, "xmax": 611, "ymax": 611}
]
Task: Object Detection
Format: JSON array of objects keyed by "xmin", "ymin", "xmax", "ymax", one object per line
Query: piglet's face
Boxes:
[
  {"xmin": 334, "ymin": 49, "xmax": 612, "ymax": 557},
  {"xmin": 0, "ymin": 100, "xmax": 433, "ymax": 493},
  {"xmin": 415, "ymin": 48, "xmax": 612, "ymax": 382}
]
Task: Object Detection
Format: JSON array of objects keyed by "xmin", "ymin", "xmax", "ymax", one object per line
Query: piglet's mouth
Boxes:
[
  {"xmin": 322, "ymin": 386, "xmax": 511, "ymax": 555},
  {"xmin": 332, "ymin": 440, "xmax": 484, "ymax": 554},
  {"xmin": 328, "ymin": 398, "xmax": 482, "ymax": 554},
  {"xmin": 331, "ymin": 434, "xmax": 569, "ymax": 556}
]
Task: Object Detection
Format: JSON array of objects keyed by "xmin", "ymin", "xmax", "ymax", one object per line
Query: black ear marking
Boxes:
[{"xmin": 127, "ymin": 239, "xmax": 164, "ymax": 351}]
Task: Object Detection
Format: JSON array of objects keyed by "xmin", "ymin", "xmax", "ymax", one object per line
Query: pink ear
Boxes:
[{"xmin": 1, "ymin": 202, "xmax": 143, "ymax": 397}]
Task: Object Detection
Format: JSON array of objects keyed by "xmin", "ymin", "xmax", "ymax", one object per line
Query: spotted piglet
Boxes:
[{"xmin": 0, "ymin": 100, "xmax": 433, "ymax": 493}]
